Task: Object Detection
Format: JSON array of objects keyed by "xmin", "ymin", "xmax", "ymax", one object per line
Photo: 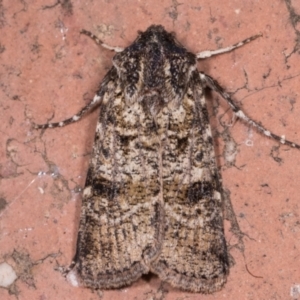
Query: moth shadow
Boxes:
[
  {"xmin": 141, "ymin": 272, "xmax": 158, "ymax": 283},
  {"xmin": 204, "ymin": 88, "xmax": 229, "ymax": 167}
]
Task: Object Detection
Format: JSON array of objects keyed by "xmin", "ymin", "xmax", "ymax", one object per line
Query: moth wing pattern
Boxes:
[
  {"xmin": 35, "ymin": 25, "xmax": 293, "ymax": 293},
  {"xmin": 70, "ymin": 68, "xmax": 165, "ymax": 289},
  {"xmin": 69, "ymin": 25, "xmax": 229, "ymax": 293},
  {"xmin": 149, "ymin": 72, "xmax": 229, "ymax": 293}
]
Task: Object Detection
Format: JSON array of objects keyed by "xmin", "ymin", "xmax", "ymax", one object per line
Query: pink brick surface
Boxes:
[{"xmin": 1, "ymin": 0, "xmax": 300, "ymax": 299}]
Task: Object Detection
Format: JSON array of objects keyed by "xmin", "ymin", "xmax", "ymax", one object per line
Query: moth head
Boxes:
[{"xmin": 112, "ymin": 25, "xmax": 197, "ymax": 106}]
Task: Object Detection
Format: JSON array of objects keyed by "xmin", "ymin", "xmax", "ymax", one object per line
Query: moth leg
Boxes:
[
  {"xmin": 33, "ymin": 93, "xmax": 102, "ymax": 129},
  {"xmin": 196, "ymin": 34, "xmax": 261, "ymax": 59},
  {"xmin": 80, "ymin": 29, "xmax": 124, "ymax": 53},
  {"xmin": 200, "ymin": 72, "xmax": 300, "ymax": 150},
  {"xmin": 34, "ymin": 66, "xmax": 118, "ymax": 129}
]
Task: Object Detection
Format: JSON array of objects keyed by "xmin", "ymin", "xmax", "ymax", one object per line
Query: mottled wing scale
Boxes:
[
  {"xmin": 70, "ymin": 27, "xmax": 228, "ymax": 292},
  {"xmin": 72, "ymin": 68, "xmax": 165, "ymax": 288},
  {"xmin": 150, "ymin": 73, "xmax": 228, "ymax": 293},
  {"xmin": 65, "ymin": 26, "xmax": 229, "ymax": 293}
]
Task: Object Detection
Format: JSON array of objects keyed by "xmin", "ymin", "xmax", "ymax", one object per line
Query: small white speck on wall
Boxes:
[
  {"xmin": 67, "ymin": 269, "xmax": 80, "ymax": 287},
  {"xmin": 290, "ymin": 284, "xmax": 300, "ymax": 298},
  {"xmin": 0, "ymin": 262, "xmax": 17, "ymax": 287}
]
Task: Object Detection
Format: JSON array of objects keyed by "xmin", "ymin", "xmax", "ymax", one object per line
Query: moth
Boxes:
[{"xmin": 34, "ymin": 25, "xmax": 300, "ymax": 293}]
